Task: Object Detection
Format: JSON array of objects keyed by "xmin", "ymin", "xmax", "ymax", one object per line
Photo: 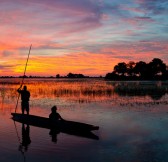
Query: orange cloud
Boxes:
[
  {"xmin": 0, "ymin": 0, "xmax": 167, "ymax": 78},
  {"xmin": 1, "ymin": 39, "xmax": 168, "ymax": 77},
  {"xmin": 10, "ymin": 52, "xmax": 119, "ymax": 76}
]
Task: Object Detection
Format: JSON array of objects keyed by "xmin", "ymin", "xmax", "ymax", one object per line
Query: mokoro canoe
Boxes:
[{"xmin": 11, "ymin": 113, "xmax": 99, "ymax": 140}]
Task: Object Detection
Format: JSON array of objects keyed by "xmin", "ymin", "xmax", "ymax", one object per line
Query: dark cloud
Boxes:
[
  {"xmin": 0, "ymin": 0, "xmax": 103, "ymax": 36},
  {"xmin": 137, "ymin": 0, "xmax": 168, "ymax": 15},
  {"xmin": 0, "ymin": 65, "xmax": 15, "ymax": 70},
  {"xmin": 134, "ymin": 16, "xmax": 153, "ymax": 21},
  {"xmin": 25, "ymin": 0, "xmax": 103, "ymax": 19}
]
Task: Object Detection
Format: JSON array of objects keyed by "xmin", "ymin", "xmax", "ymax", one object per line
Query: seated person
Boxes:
[{"xmin": 49, "ymin": 106, "xmax": 64, "ymax": 123}]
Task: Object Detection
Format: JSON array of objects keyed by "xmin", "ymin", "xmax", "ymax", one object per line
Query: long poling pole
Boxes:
[{"xmin": 15, "ymin": 44, "xmax": 32, "ymax": 113}]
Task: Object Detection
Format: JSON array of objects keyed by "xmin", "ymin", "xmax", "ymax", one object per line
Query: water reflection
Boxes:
[
  {"xmin": 12, "ymin": 113, "xmax": 99, "ymax": 146},
  {"xmin": 0, "ymin": 79, "xmax": 168, "ymax": 107},
  {"xmin": 114, "ymin": 81, "xmax": 168, "ymax": 100},
  {"xmin": 17, "ymin": 124, "xmax": 31, "ymax": 162},
  {"xmin": 49, "ymin": 128, "xmax": 60, "ymax": 143},
  {"xmin": 49, "ymin": 127, "xmax": 99, "ymax": 143},
  {"xmin": 20, "ymin": 124, "xmax": 31, "ymax": 152},
  {"xmin": 0, "ymin": 78, "xmax": 167, "ymax": 162}
]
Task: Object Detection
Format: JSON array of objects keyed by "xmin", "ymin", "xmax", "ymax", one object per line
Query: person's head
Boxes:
[
  {"xmin": 51, "ymin": 106, "xmax": 57, "ymax": 112},
  {"xmin": 23, "ymin": 86, "xmax": 27, "ymax": 91}
]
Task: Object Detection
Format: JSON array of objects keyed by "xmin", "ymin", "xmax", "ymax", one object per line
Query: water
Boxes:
[{"xmin": 0, "ymin": 78, "xmax": 168, "ymax": 162}]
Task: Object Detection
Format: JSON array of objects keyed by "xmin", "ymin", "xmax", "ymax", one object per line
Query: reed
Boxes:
[{"xmin": 0, "ymin": 79, "xmax": 167, "ymax": 105}]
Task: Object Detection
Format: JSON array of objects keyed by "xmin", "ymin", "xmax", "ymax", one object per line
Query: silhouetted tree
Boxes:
[
  {"xmin": 67, "ymin": 73, "xmax": 74, "ymax": 78},
  {"xmin": 134, "ymin": 61, "xmax": 148, "ymax": 79},
  {"xmin": 105, "ymin": 58, "xmax": 168, "ymax": 80},
  {"xmin": 67, "ymin": 73, "xmax": 85, "ymax": 78},
  {"xmin": 56, "ymin": 74, "xmax": 60, "ymax": 78},
  {"xmin": 148, "ymin": 58, "xmax": 166, "ymax": 78},
  {"xmin": 77, "ymin": 74, "xmax": 85, "ymax": 78},
  {"xmin": 19, "ymin": 75, "xmax": 28, "ymax": 78},
  {"xmin": 114, "ymin": 62, "xmax": 127, "ymax": 76},
  {"xmin": 105, "ymin": 72, "xmax": 119, "ymax": 80},
  {"xmin": 127, "ymin": 61, "xmax": 136, "ymax": 76}
]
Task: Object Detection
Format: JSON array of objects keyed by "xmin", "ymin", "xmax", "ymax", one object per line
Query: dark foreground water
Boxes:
[{"xmin": 0, "ymin": 78, "xmax": 168, "ymax": 162}]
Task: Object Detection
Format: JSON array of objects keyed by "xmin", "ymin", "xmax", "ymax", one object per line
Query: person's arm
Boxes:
[
  {"xmin": 17, "ymin": 85, "xmax": 22, "ymax": 93},
  {"xmin": 58, "ymin": 113, "xmax": 64, "ymax": 121}
]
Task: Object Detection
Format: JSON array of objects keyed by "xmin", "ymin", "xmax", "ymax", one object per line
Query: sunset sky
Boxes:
[{"xmin": 0, "ymin": 0, "xmax": 168, "ymax": 76}]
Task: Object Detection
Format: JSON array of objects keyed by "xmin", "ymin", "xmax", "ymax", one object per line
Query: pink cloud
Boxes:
[
  {"xmin": 120, "ymin": 5, "xmax": 146, "ymax": 14},
  {"xmin": 0, "ymin": 0, "xmax": 167, "ymax": 76}
]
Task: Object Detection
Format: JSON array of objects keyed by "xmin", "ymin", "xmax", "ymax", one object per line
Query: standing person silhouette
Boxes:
[
  {"xmin": 49, "ymin": 105, "xmax": 63, "ymax": 143},
  {"xmin": 17, "ymin": 85, "xmax": 30, "ymax": 115},
  {"xmin": 19, "ymin": 124, "xmax": 31, "ymax": 152}
]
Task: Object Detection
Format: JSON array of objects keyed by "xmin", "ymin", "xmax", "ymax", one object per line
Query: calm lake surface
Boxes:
[{"xmin": 0, "ymin": 78, "xmax": 168, "ymax": 162}]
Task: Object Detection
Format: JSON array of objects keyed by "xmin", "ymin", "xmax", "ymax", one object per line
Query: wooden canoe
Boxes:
[{"xmin": 11, "ymin": 113, "xmax": 99, "ymax": 140}]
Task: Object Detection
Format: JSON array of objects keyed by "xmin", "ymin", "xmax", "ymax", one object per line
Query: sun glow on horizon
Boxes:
[{"xmin": 0, "ymin": 0, "xmax": 168, "ymax": 76}]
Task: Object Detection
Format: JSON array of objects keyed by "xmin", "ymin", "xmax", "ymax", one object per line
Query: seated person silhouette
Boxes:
[
  {"xmin": 49, "ymin": 106, "xmax": 64, "ymax": 143},
  {"xmin": 49, "ymin": 128, "xmax": 60, "ymax": 143},
  {"xmin": 49, "ymin": 106, "xmax": 64, "ymax": 122}
]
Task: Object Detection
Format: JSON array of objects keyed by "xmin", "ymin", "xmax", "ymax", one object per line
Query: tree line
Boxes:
[
  {"xmin": 105, "ymin": 58, "xmax": 168, "ymax": 80},
  {"xmin": 0, "ymin": 58, "xmax": 168, "ymax": 80},
  {"xmin": 56, "ymin": 73, "xmax": 89, "ymax": 78}
]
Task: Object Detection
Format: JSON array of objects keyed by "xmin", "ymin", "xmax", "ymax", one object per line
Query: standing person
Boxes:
[{"xmin": 17, "ymin": 85, "xmax": 30, "ymax": 115}]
